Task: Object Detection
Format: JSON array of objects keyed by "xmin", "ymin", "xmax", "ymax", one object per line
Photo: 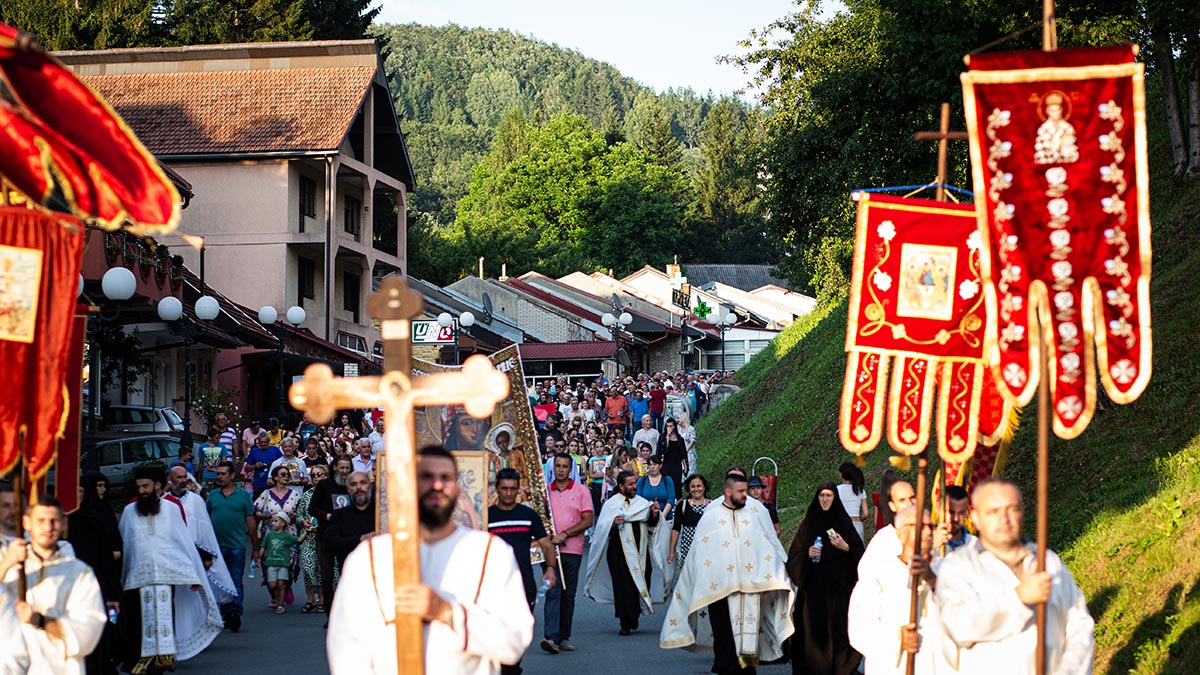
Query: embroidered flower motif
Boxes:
[
  {"xmin": 1052, "ymin": 261, "xmax": 1073, "ymax": 281},
  {"xmin": 1050, "ymin": 230, "xmax": 1071, "ymax": 248},
  {"xmin": 1048, "ymin": 198, "xmax": 1070, "ymax": 217},
  {"xmin": 1002, "ymin": 363, "xmax": 1027, "ymax": 388},
  {"xmin": 1045, "ymin": 167, "xmax": 1067, "ymax": 186},
  {"xmin": 1110, "ymin": 359, "xmax": 1137, "ymax": 385},
  {"xmin": 1060, "ymin": 352, "xmax": 1080, "ymax": 372},
  {"xmin": 959, "ymin": 279, "xmax": 980, "ymax": 300},
  {"xmin": 891, "ymin": 324, "xmax": 907, "ymax": 340},
  {"xmin": 935, "ymin": 330, "xmax": 951, "ymax": 345},
  {"xmin": 1001, "ymin": 323, "xmax": 1025, "ymax": 344},
  {"xmin": 877, "ymin": 220, "xmax": 896, "ymax": 241},
  {"xmin": 1056, "ymin": 396, "xmax": 1084, "ymax": 421},
  {"xmin": 1058, "ymin": 322, "xmax": 1078, "ymax": 341},
  {"xmin": 1011, "ymin": 295, "xmax": 1023, "ymax": 309},
  {"xmin": 872, "ymin": 270, "xmax": 893, "ymax": 292},
  {"xmin": 966, "ymin": 230, "xmax": 982, "ymax": 251},
  {"xmin": 1007, "ymin": 264, "xmax": 1023, "ymax": 281},
  {"xmin": 1054, "ymin": 291, "xmax": 1074, "ymax": 310}
]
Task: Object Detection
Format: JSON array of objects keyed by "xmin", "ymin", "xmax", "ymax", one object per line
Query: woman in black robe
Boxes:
[
  {"xmin": 786, "ymin": 480, "xmax": 864, "ymax": 675},
  {"xmin": 68, "ymin": 471, "xmax": 124, "ymax": 675},
  {"xmin": 656, "ymin": 417, "xmax": 687, "ymax": 500}
]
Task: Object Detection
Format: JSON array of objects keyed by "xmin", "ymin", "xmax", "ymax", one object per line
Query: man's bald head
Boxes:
[
  {"xmin": 167, "ymin": 465, "xmax": 190, "ymax": 496},
  {"xmin": 888, "ymin": 480, "xmax": 916, "ymax": 513},
  {"xmin": 348, "ymin": 470, "xmax": 373, "ymax": 507}
]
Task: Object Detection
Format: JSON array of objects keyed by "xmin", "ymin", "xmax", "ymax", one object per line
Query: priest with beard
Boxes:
[
  {"xmin": 119, "ymin": 466, "xmax": 223, "ymax": 674},
  {"xmin": 327, "ymin": 446, "xmax": 532, "ymax": 674},
  {"xmin": 166, "ymin": 466, "xmax": 237, "ymax": 607},
  {"xmin": 660, "ymin": 472, "xmax": 794, "ymax": 674},
  {"xmin": 786, "ymin": 480, "xmax": 865, "ymax": 675},
  {"xmin": 310, "ymin": 455, "xmax": 352, "ymax": 619},
  {"xmin": 583, "ymin": 469, "xmax": 663, "ymax": 635}
]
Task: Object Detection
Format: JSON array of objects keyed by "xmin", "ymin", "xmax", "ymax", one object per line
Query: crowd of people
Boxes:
[{"xmin": 0, "ymin": 366, "xmax": 1096, "ymax": 675}]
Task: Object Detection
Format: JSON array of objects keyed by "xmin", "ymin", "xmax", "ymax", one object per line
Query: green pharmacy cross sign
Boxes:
[{"xmin": 693, "ymin": 300, "xmax": 713, "ymax": 320}]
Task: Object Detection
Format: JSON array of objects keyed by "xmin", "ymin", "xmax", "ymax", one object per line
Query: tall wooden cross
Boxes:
[
  {"xmin": 902, "ymin": 101, "xmax": 970, "ymax": 675},
  {"xmin": 288, "ymin": 276, "xmax": 509, "ymax": 673}
]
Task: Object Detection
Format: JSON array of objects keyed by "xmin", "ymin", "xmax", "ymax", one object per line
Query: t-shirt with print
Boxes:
[
  {"xmin": 199, "ymin": 443, "xmax": 232, "ymax": 480},
  {"xmin": 260, "ymin": 530, "xmax": 299, "ymax": 568},
  {"xmin": 487, "ymin": 503, "xmax": 548, "ymax": 599},
  {"xmin": 245, "ymin": 445, "xmax": 283, "ymax": 489}
]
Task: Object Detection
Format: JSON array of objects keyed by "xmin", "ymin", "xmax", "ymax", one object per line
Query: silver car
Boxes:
[
  {"xmin": 102, "ymin": 405, "xmax": 185, "ymax": 433},
  {"xmin": 76, "ymin": 433, "xmax": 184, "ymax": 497}
]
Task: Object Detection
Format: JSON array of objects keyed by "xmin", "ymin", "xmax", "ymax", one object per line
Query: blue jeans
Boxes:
[
  {"xmin": 220, "ymin": 547, "xmax": 246, "ymax": 618},
  {"xmin": 650, "ymin": 410, "xmax": 664, "ymax": 432},
  {"xmin": 543, "ymin": 553, "xmax": 582, "ymax": 642}
]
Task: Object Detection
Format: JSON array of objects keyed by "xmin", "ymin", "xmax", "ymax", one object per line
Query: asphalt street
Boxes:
[{"xmin": 175, "ymin": 559, "xmax": 793, "ymax": 674}]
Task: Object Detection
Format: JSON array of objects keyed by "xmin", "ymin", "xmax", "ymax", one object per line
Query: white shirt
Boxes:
[
  {"xmin": 849, "ymin": 549, "xmax": 946, "ymax": 675},
  {"xmin": 327, "ymin": 528, "xmax": 533, "ymax": 675},
  {"xmin": 632, "ymin": 427, "xmax": 660, "ymax": 451},
  {"xmin": 837, "ymin": 484, "xmax": 867, "ymax": 519},
  {"xmin": 936, "ymin": 540, "xmax": 1094, "ymax": 674},
  {"xmin": 0, "ymin": 545, "xmax": 104, "ymax": 675},
  {"xmin": 368, "ymin": 430, "xmax": 386, "ymax": 454},
  {"xmin": 352, "ymin": 454, "xmax": 375, "ymax": 476}
]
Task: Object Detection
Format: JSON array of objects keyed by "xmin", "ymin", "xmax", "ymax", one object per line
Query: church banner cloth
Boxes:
[
  {"xmin": 0, "ymin": 207, "xmax": 84, "ymax": 480},
  {"xmin": 841, "ymin": 192, "xmax": 1006, "ymax": 466},
  {"xmin": 961, "ymin": 45, "xmax": 1151, "ymax": 439},
  {"xmin": 0, "ymin": 24, "xmax": 179, "ymax": 234}
]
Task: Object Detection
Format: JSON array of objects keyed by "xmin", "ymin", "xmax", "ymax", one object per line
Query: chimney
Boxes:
[
  {"xmin": 499, "ymin": 262, "xmax": 508, "ymax": 281},
  {"xmin": 478, "ymin": 257, "xmax": 484, "ymax": 279}
]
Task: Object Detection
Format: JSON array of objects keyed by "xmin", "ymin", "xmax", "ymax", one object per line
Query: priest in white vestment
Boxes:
[
  {"xmin": 849, "ymin": 506, "xmax": 949, "ymax": 674},
  {"xmin": 660, "ymin": 473, "xmax": 793, "ymax": 674},
  {"xmin": 327, "ymin": 446, "xmax": 532, "ymax": 675},
  {"xmin": 935, "ymin": 479, "xmax": 1093, "ymax": 674},
  {"xmin": 120, "ymin": 466, "xmax": 224, "ymax": 673},
  {"xmin": 0, "ymin": 497, "xmax": 105, "ymax": 675},
  {"xmin": 167, "ymin": 466, "xmax": 237, "ymax": 604},
  {"xmin": 583, "ymin": 469, "xmax": 664, "ymax": 634},
  {"xmin": 0, "ymin": 583, "xmax": 29, "ymax": 675}
]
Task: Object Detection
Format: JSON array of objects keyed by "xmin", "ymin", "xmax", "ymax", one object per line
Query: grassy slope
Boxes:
[{"xmin": 696, "ymin": 148, "xmax": 1200, "ymax": 675}]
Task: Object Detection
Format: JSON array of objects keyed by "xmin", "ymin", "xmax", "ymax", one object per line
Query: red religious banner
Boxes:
[
  {"xmin": 0, "ymin": 24, "xmax": 180, "ymax": 234},
  {"xmin": 962, "ymin": 45, "xmax": 1151, "ymax": 438},
  {"xmin": 0, "ymin": 208, "xmax": 85, "ymax": 481},
  {"xmin": 841, "ymin": 192, "xmax": 1012, "ymax": 465}
]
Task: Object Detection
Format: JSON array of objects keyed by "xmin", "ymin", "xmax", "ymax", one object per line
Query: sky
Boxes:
[{"xmin": 375, "ymin": 0, "xmax": 802, "ymax": 97}]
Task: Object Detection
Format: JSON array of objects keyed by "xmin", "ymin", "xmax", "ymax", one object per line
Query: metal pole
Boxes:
[
  {"xmin": 453, "ymin": 325, "xmax": 460, "ymax": 365},
  {"xmin": 721, "ymin": 326, "xmax": 727, "ymax": 371},
  {"xmin": 278, "ymin": 327, "xmax": 286, "ymax": 420},
  {"xmin": 181, "ymin": 337, "xmax": 194, "ymax": 449},
  {"xmin": 88, "ymin": 324, "xmax": 100, "ymax": 433}
]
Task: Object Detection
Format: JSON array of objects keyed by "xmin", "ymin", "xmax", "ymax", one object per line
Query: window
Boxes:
[
  {"xmin": 337, "ymin": 332, "xmax": 368, "ymax": 355},
  {"xmin": 299, "ymin": 175, "xmax": 316, "ymax": 226},
  {"xmin": 98, "ymin": 443, "xmax": 122, "ymax": 467},
  {"xmin": 298, "ymin": 257, "xmax": 316, "ymax": 300},
  {"xmin": 343, "ymin": 271, "xmax": 360, "ymax": 323},
  {"xmin": 344, "ymin": 195, "xmax": 361, "ymax": 240},
  {"xmin": 125, "ymin": 440, "xmax": 151, "ymax": 462}
]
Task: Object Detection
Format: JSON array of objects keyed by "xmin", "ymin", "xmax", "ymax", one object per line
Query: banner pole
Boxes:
[
  {"xmin": 1037, "ymin": 5, "xmax": 1055, "ymax": 673},
  {"xmin": 905, "ymin": 450, "xmax": 928, "ymax": 675}
]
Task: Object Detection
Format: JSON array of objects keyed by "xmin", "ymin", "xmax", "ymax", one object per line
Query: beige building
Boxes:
[{"xmin": 59, "ymin": 39, "xmax": 415, "ymax": 355}]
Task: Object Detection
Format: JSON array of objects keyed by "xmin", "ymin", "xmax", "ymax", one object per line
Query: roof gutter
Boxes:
[{"xmin": 155, "ymin": 150, "xmax": 339, "ymax": 162}]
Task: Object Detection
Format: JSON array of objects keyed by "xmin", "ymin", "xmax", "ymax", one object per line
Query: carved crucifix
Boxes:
[
  {"xmin": 289, "ymin": 276, "xmax": 509, "ymax": 673},
  {"xmin": 914, "ymin": 102, "xmax": 969, "ymax": 202}
]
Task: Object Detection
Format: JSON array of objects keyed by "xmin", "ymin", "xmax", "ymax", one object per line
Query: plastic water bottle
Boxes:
[
  {"xmin": 248, "ymin": 561, "xmax": 256, "ymax": 580},
  {"xmin": 107, "ymin": 608, "xmax": 119, "ymax": 625},
  {"xmin": 619, "ymin": 504, "xmax": 627, "ymax": 530},
  {"xmin": 537, "ymin": 577, "xmax": 552, "ymax": 599},
  {"xmin": 813, "ymin": 536, "xmax": 824, "ymax": 564}
]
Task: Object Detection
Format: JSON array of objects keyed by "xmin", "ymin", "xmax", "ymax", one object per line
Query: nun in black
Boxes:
[
  {"xmin": 68, "ymin": 471, "xmax": 124, "ymax": 674},
  {"xmin": 785, "ymin": 480, "xmax": 864, "ymax": 675}
]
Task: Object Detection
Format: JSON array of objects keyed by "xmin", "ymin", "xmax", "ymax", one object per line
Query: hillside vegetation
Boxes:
[{"xmin": 696, "ymin": 109, "xmax": 1200, "ymax": 675}]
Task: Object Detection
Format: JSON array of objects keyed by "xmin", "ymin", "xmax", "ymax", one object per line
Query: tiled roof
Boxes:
[
  {"xmin": 683, "ymin": 264, "xmax": 791, "ymax": 293},
  {"xmin": 518, "ymin": 342, "xmax": 615, "ymax": 361},
  {"xmin": 82, "ymin": 67, "xmax": 376, "ymax": 156}
]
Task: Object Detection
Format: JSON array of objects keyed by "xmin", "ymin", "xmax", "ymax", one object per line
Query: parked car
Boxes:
[
  {"xmin": 101, "ymin": 405, "xmax": 185, "ymax": 433},
  {"xmin": 67, "ymin": 432, "xmax": 185, "ymax": 498}
]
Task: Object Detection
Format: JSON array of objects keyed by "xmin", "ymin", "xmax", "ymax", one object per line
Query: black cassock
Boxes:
[
  {"xmin": 606, "ymin": 518, "xmax": 650, "ymax": 630},
  {"xmin": 785, "ymin": 482, "xmax": 864, "ymax": 675}
]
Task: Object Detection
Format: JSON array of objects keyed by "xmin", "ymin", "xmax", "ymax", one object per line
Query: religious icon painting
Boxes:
[
  {"xmin": 961, "ymin": 44, "xmax": 1152, "ymax": 439},
  {"xmin": 841, "ymin": 192, "xmax": 1011, "ymax": 466},
  {"xmin": 0, "ymin": 244, "xmax": 43, "ymax": 343}
]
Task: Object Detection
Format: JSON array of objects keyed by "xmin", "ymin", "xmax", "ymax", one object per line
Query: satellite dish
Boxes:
[
  {"xmin": 610, "ymin": 293, "xmax": 623, "ymax": 312},
  {"xmin": 617, "ymin": 347, "xmax": 633, "ymax": 368},
  {"xmin": 481, "ymin": 292, "xmax": 494, "ymax": 324}
]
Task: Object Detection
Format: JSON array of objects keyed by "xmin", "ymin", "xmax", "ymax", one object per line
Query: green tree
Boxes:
[{"xmin": 624, "ymin": 92, "xmax": 683, "ymax": 166}]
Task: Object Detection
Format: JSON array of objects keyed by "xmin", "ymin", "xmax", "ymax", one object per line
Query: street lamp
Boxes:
[
  {"xmin": 157, "ymin": 293, "xmax": 219, "ymax": 449},
  {"xmin": 259, "ymin": 305, "xmax": 306, "ymax": 420},
  {"xmin": 602, "ymin": 311, "xmax": 633, "ymax": 374},
  {"xmin": 719, "ymin": 312, "xmax": 737, "ymax": 371},
  {"xmin": 437, "ymin": 311, "xmax": 475, "ymax": 365},
  {"xmin": 86, "ymin": 267, "xmax": 138, "ymax": 431}
]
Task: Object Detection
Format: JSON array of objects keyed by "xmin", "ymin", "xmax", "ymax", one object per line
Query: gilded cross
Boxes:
[{"xmin": 288, "ymin": 276, "xmax": 509, "ymax": 674}]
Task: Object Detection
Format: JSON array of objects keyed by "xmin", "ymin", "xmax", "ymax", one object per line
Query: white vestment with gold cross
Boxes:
[{"xmin": 659, "ymin": 499, "xmax": 794, "ymax": 662}]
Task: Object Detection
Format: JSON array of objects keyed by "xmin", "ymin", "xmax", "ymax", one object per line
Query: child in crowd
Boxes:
[{"xmin": 256, "ymin": 513, "xmax": 311, "ymax": 614}]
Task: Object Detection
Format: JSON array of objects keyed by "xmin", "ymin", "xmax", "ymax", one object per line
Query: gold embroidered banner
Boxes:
[
  {"xmin": 962, "ymin": 45, "xmax": 1152, "ymax": 439},
  {"xmin": 841, "ymin": 193, "xmax": 1010, "ymax": 465}
]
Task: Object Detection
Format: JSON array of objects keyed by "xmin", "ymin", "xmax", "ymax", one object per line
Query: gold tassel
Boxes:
[
  {"xmin": 889, "ymin": 455, "xmax": 912, "ymax": 471},
  {"xmin": 854, "ymin": 454, "xmax": 867, "ymax": 468}
]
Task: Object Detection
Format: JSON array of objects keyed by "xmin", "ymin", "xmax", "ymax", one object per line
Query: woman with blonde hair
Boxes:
[{"xmin": 677, "ymin": 412, "xmax": 697, "ymax": 478}]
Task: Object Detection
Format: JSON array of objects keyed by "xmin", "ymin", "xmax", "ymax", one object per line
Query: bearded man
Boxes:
[
  {"xmin": 322, "ymin": 469, "xmax": 376, "ymax": 614},
  {"xmin": 327, "ymin": 446, "xmax": 532, "ymax": 674},
  {"xmin": 584, "ymin": 469, "xmax": 663, "ymax": 635},
  {"xmin": 311, "ymin": 455, "xmax": 353, "ymax": 615},
  {"xmin": 0, "ymin": 496, "xmax": 105, "ymax": 675},
  {"xmin": 661, "ymin": 472, "xmax": 794, "ymax": 674},
  {"xmin": 167, "ymin": 466, "xmax": 237, "ymax": 607},
  {"xmin": 119, "ymin": 465, "xmax": 223, "ymax": 674}
]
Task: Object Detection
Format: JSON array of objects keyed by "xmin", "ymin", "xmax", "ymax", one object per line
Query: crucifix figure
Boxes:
[{"xmin": 289, "ymin": 276, "xmax": 509, "ymax": 674}]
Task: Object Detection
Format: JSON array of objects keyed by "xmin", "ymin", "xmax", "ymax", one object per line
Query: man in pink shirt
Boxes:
[
  {"xmin": 648, "ymin": 382, "xmax": 667, "ymax": 431},
  {"xmin": 542, "ymin": 453, "xmax": 594, "ymax": 655}
]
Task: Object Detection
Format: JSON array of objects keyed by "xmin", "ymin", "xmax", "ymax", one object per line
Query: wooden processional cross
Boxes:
[
  {"xmin": 288, "ymin": 277, "xmax": 509, "ymax": 674},
  {"xmin": 904, "ymin": 101, "xmax": 969, "ymax": 675}
]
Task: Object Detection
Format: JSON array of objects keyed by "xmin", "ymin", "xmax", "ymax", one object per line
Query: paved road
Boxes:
[{"xmin": 177, "ymin": 560, "xmax": 793, "ymax": 675}]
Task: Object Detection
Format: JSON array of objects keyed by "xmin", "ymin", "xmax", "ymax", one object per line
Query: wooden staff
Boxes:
[
  {"xmin": 906, "ymin": 451, "xmax": 929, "ymax": 675},
  {"xmin": 939, "ymin": 465, "xmax": 948, "ymax": 558},
  {"xmin": 14, "ymin": 435, "xmax": 27, "ymax": 597}
]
